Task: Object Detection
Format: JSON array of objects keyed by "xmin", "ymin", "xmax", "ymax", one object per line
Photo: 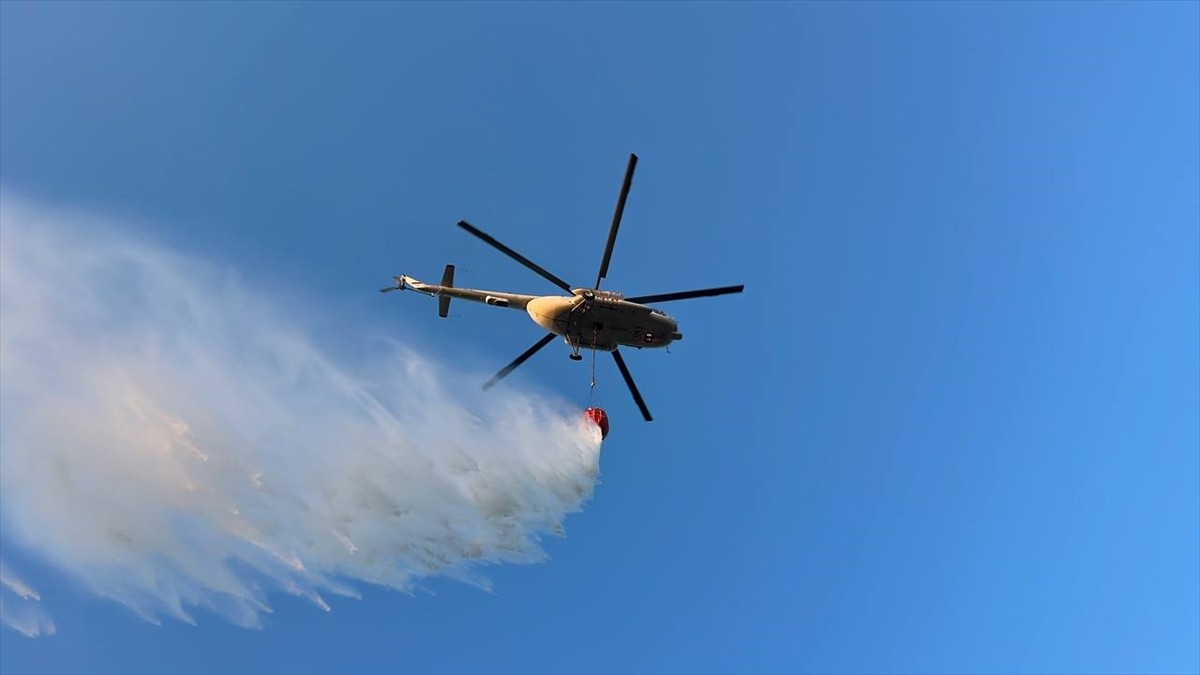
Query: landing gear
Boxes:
[{"xmin": 569, "ymin": 353, "xmax": 583, "ymax": 361}]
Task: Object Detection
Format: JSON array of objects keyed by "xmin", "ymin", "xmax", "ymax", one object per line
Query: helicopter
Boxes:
[{"xmin": 381, "ymin": 153, "xmax": 744, "ymax": 422}]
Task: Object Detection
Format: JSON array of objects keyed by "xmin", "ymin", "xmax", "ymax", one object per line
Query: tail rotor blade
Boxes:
[
  {"xmin": 457, "ymin": 220, "xmax": 573, "ymax": 293},
  {"xmin": 611, "ymin": 349, "xmax": 652, "ymax": 421},
  {"xmin": 625, "ymin": 285, "xmax": 745, "ymax": 305},
  {"xmin": 483, "ymin": 333, "xmax": 558, "ymax": 390},
  {"xmin": 595, "ymin": 153, "xmax": 638, "ymax": 289}
]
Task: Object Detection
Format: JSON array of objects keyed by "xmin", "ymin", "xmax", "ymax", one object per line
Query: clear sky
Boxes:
[{"xmin": 1, "ymin": 2, "xmax": 1197, "ymax": 674}]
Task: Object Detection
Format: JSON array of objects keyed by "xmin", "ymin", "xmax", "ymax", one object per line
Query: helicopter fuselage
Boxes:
[
  {"xmin": 380, "ymin": 153, "xmax": 744, "ymax": 422},
  {"xmin": 395, "ymin": 275, "xmax": 682, "ymax": 352}
]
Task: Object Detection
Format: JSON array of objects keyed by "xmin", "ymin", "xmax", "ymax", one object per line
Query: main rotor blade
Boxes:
[
  {"xmin": 457, "ymin": 220, "xmax": 573, "ymax": 293},
  {"xmin": 625, "ymin": 284, "xmax": 745, "ymax": 305},
  {"xmin": 595, "ymin": 153, "xmax": 638, "ymax": 289},
  {"xmin": 482, "ymin": 333, "xmax": 558, "ymax": 391},
  {"xmin": 611, "ymin": 349, "xmax": 652, "ymax": 422}
]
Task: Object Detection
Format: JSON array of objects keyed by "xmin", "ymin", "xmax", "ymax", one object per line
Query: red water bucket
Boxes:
[{"xmin": 583, "ymin": 407, "xmax": 610, "ymax": 439}]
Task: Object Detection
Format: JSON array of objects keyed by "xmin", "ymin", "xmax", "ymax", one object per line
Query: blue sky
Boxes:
[{"xmin": 1, "ymin": 2, "xmax": 1197, "ymax": 674}]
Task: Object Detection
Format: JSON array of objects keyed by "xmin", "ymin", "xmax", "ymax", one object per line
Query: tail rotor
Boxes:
[{"xmin": 379, "ymin": 276, "xmax": 406, "ymax": 293}]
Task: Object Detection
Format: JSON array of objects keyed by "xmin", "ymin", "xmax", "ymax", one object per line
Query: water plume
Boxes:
[
  {"xmin": 0, "ymin": 563, "xmax": 55, "ymax": 637},
  {"xmin": 0, "ymin": 194, "xmax": 602, "ymax": 632}
]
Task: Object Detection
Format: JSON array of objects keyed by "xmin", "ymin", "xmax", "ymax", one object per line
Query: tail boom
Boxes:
[{"xmin": 383, "ymin": 268, "xmax": 539, "ymax": 315}]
